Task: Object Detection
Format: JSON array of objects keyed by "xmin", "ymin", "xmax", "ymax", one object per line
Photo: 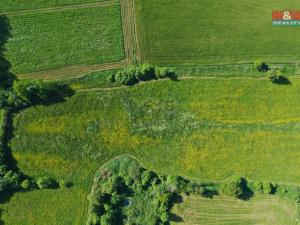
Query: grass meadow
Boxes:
[
  {"xmin": 135, "ymin": 0, "xmax": 300, "ymax": 65},
  {"xmin": 171, "ymin": 195, "xmax": 299, "ymax": 225},
  {"xmin": 3, "ymin": 77, "xmax": 300, "ymax": 223},
  {"xmin": 4, "ymin": 3, "xmax": 125, "ymax": 74}
]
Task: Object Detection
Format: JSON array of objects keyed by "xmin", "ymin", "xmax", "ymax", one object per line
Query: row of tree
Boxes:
[{"xmin": 107, "ymin": 64, "xmax": 177, "ymax": 86}]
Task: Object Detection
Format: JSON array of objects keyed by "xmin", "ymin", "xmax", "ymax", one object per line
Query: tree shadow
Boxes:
[
  {"xmin": 0, "ymin": 15, "xmax": 16, "ymax": 87},
  {"xmin": 239, "ymin": 177, "xmax": 254, "ymax": 201},
  {"xmin": 270, "ymin": 76, "xmax": 291, "ymax": 85},
  {"xmin": 169, "ymin": 213, "xmax": 184, "ymax": 222},
  {"xmin": 169, "ymin": 193, "xmax": 184, "ymax": 223}
]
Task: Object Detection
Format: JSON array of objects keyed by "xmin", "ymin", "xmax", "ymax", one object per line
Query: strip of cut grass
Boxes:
[{"xmin": 171, "ymin": 195, "xmax": 299, "ymax": 225}]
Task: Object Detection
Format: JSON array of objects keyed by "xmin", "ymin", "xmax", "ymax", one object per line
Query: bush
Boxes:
[
  {"xmin": 136, "ymin": 63, "xmax": 155, "ymax": 81},
  {"xmin": 59, "ymin": 179, "xmax": 72, "ymax": 188},
  {"xmin": 20, "ymin": 179, "xmax": 31, "ymax": 190},
  {"xmin": 141, "ymin": 170, "xmax": 156, "ymax": 188},
  {"xmin": 254, "ymin": 60, "xmax": 269, "ymax": 72},
  {"xmin": 106, "ymin": 73, "xmax": 115, "ymax": 83},
  {"xmin": 36, "ymin": 176, "xmax": 57, "ymax": 189},
  {"xmin": 221, "ymin": 177, "xmax": 252, "ymax": 199},
  {"xmin": 155, "ymin": 66, "xmax": 168, "ymax": 79},
  {"xmin": 114, "ymin": 69, "xmax": 138, "ymax": 86}
]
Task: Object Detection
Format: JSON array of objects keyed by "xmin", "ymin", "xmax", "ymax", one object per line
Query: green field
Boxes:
[
  {"xmin": 3, "ymin": 2, "xmax": 125, "ymax": 74},
  {"xmin": 171, "ymin": 195, "xmax": 299, "ymax": 225},
  {"xmin": 2, "ymin": 77, "xmax": 300, "ymax": 223},
  {"xmin": 135, "ymin": 0, "xmax": 300, "ymax": 65},
  {"xmin": 11, "ymin": 77, "xmax": 300, "ymax": 183},
  {"xmin": 1, "ymin": 0, "xmax": 300, "ymax": 223},
  {"xmin": 0, "ymin": 0, "xmax": 110, "ymax": 13}
]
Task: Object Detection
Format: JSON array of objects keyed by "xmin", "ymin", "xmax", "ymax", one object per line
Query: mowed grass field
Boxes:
[
  {"xmin": 4, "ymin": 77, "xmax": 300, "ymax": 223},
  {"xmin": 135, "ymin": 0, "xmax": 300, "ymax": 65},
  {"xmin": 171, "ymin": 195, "xmax": 299, "ymax": 225},
  {"xmin": 3, "ymin": 1, "xmax": 125, "ymax": 74}
]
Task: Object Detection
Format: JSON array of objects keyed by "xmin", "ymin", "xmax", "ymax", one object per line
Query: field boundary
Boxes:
[
  {"xmin": 18, "ymin": 61, "xmax": 127, "ymax": 80},
  {"xmin": 2, "ymin": 0, "xmax": 119, "ymax": 15}
]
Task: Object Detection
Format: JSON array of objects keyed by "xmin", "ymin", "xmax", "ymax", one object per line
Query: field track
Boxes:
[
  {"xmin": 120, "ymin": 0, "xmax": 139, "ymax": 64},
  {"xmin": 18, "ymin": 61, "xmax": 127, "ymax": 80}
]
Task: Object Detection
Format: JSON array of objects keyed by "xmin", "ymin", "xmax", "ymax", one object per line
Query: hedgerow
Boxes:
[
  {"xmin": 0, "ymin": 77, "xmax": 74, "ymax": 198},
  {"xmin": 108, "ymin": 64, "xmax": 177, "ymax": 86}
]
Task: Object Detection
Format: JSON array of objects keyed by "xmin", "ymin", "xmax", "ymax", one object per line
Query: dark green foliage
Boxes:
[
  {"xmin": 0, "ymin": 15, "xmax": 16, "ymax": 86},
  {"xmin": 87, "ymin": 156, "xmax": 177, "ymax": 225},
  {"xmin": 254, "ymin": 60, "xmax": 269, "ymax": 72},
  {"xmin": 36, "ymin": 176, "xmax": 57, "ymax": 189},
  {"xmin": 166, "ymin": 175, "xmax": 193, "ymax": 193},
  {"xmin": 253, "ymin": 181, "xmax": 277, "ymax": 194},
  {"xmin": 221, "ymin": 177, "xmax": 253, "ymax": 200},
  {"xmin": 136, "ymin": 63, "xmax": 155, "ymax": 81},
  {"xmin": 59, "ymin": 179, "xmax": 72, "ymax": 188},
  {"xmin": 112, "ymin": 64, "xmax": 177, "ymax": 86},
  {"xmin": 12, "ymin": 79, "xmax": 74, "ymax": 105},
  {"xmin": 20, "ymin": 179, "xmax": 31, "ymax": 190},
  {"xmin": 141, "ymin": 170, "xmax": 156, "ymax": 188}
]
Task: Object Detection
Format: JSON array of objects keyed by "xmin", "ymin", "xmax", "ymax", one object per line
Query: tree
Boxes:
[
  {"xmin": 36, "ymin": 176, "xmax": 57, "ymax": 189},
  {"xmin": 135, "ymin": 63, "xmax": 155, "ymax": 81},
  {"xmin": 254, "ymin": 60, "xmax": 269, "ymax": 72},
  {"xmin": 221, "ymin": 177, "xmax": 252, "ymax": 199},
  {"xmin": 20, "ymin": 179, "xmax": 31, "ymax": 190}
]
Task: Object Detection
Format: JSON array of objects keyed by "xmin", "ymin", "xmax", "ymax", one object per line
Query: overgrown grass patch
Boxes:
[{"xmin": 7, "ymin": 77, "xmax": 300, "ymax": 223}]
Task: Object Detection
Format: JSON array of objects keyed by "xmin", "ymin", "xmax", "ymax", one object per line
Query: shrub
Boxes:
[
  {"xmin": 106, "ymin": 73, "xmax": 115, "ymax": 83},
  {"xmin": 141, "ymin": 170, "xmax": 156, "ymax": 188},
  {"xmin": 20, "ymin": 179, "xmax": 31, "ymax": 190},
  {"xmin": 13, "ymin": 80, "xmax": 64, "ymax": 104},
  {"xmin": 59, "ymin": 179, "xmax": 72, "ymax": 188},
  {"xmin": 254, "ymin": 60, "xmax": 269, "ymax": 72},
  {"xmin": 114, "ymin": 69, "xmax": 138, "ymax": 86},
  {"xmin": 135, "ymin": 63, "xmax": 155, "ymax": 81},
  {"xmin": 155, "ymin": 66, "xmax": 168, "ymax": 79},
  {"xmin": 253, "ymin": 181, "xmax": 263, "ymax": 192},
  {"xmin": 100, "ymin": 212, "xmax": 113, "ymax": 225},
  {"xmin": 262, "ymin": 182, "xmax": 276, "ymax": 194},
  {"xmin": 36, "ymin": 176, "xmax": 57, "ymax": 189},
  {"xmin": 221, "ymin": 177, "xmax": 252, "ymax": 199},
  {"xmin": 122, "ymin": 73, "xmax": 138, "ymax": 86},
  {"xmin": 167, "ymin": 175, "xmax": 191, "ymax": 193}
]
